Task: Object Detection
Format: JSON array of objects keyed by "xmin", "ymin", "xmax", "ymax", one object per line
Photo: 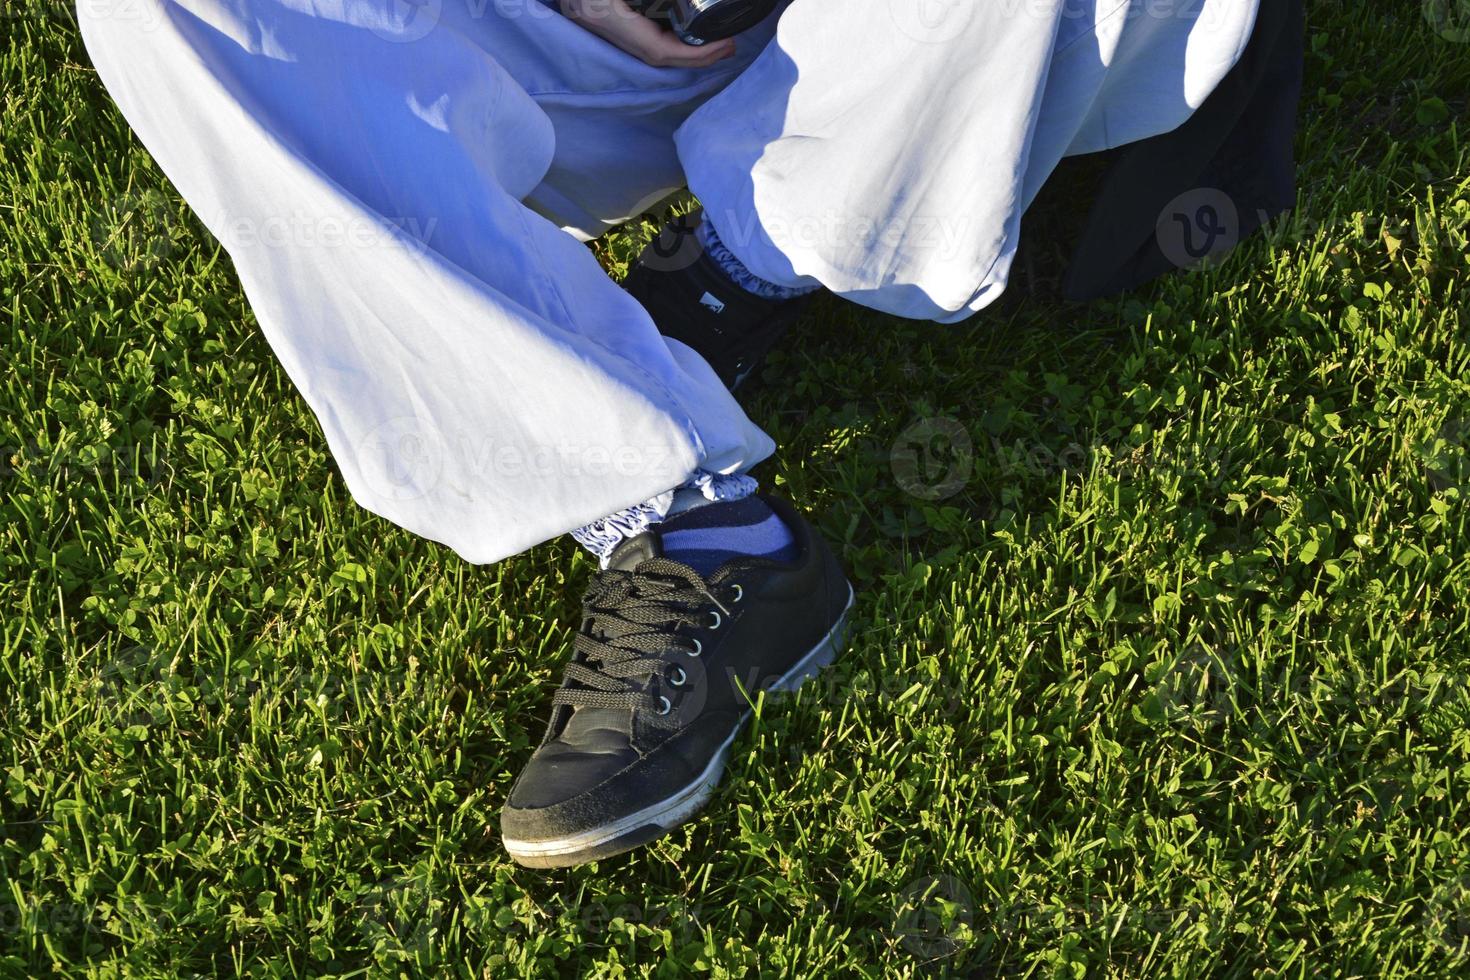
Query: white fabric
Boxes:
[
  {"xmin": 682, "ymin": 0, "xmax": 1260, "ymax": 320},
  {"xmin": 77, "ymin": 0, "xmax": 1258, "ymax": 563}
]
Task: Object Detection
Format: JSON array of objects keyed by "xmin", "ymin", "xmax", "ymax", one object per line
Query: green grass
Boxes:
[{"xmin": 3, "ymin": 2, "xmax": 1470, "ymax": 976}]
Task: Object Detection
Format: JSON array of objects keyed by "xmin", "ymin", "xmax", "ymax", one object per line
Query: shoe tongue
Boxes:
[
  {"xmin": 606, "ymin": 531, "xmax": 662, "ymax": 572},
  {"xmin": 561, "ymin": 533, "xmax": 666, "ymax": 748}
]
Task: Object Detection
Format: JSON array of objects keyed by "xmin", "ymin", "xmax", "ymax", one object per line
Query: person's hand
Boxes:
[{"xmin": 559, "ymin": 0, "xmax": 737, "ymax": 68}]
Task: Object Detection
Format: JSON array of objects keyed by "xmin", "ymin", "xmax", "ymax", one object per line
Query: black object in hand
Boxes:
[{"xmin": 627, "ymin": 0, "xmax": 781, "ymax": 46}]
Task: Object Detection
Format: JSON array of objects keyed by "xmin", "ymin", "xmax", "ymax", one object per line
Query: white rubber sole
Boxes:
[{"xmin": 503, "ymin": 587, "xmax": 855, "ymax": 866}]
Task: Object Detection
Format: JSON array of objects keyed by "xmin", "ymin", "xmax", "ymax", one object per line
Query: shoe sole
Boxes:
[{"xmin": 502, "ymin": 586, "xmax": 855, "ymax": 869}]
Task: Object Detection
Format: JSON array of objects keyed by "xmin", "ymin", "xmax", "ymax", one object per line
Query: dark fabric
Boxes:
[
  {"xmin": 1060, "ymin": 0, "xmax": 1306, "ymax": 301},
  {"xmin": 624, "ymin": 209, "xmax": 813, "ymax": 391}
]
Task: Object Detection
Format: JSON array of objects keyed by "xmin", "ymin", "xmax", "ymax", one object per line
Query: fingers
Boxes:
[{"xmin": 637, "ymin": 31, "xmax": 737, "ymax": 68}]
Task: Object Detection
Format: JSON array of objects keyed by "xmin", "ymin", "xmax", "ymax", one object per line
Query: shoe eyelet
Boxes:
[
  {"xmin": 669, "ymin": 667, "xmax": 687, "ymax": 687},
  {"xmin": 685, "ymin": 638, "xmax": 702, "ymax": 658},
  {"xmin": 707, "ymin": 610, "xmax": 722, "ymax": 630},
  {"xmin": 655, "ymin": 695, "xmax": 672, "ymax": 716},
  {"xmin": 729, "ymin": 584, "xmax": 744, "ymax": 604}
]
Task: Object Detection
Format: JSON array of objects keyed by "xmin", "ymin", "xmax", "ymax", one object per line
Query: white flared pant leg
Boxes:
[
  {"xmin": 76, "ymin": 0, "xmax": 779, "ymax": 565},
  {"xmin": 679, "ymin": 0, "xmax": 1261, "ymax": 322}
]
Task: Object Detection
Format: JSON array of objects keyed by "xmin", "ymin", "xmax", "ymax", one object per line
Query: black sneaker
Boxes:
[
  {"xmin": 500, "ymin": 497, "xmax": 854, "ymax": 869},
  {"xmin": 622, "ymin": 210, "xmax": 814, "ymax": 391}
]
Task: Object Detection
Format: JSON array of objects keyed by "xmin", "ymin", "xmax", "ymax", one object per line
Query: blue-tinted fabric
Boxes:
[
  {"xmin": 658, "ymin": 496, "xmax": 796, "ymax": 575},
  {"xmin": 78, "ymin": 0, "xmax": 1259, "ymax": 564},
  {"xmin": 697, "ymin": 219, "xmax": 820, "ymax": 301}
]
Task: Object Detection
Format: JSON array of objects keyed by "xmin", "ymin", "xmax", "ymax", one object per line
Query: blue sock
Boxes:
[
  {"xmin": 657, "ymin": 496, "xmax": 797, "ymax": 575},
  {"xmin": 697, "ymin": 219, "xmax": 822, "ymax": 303}
]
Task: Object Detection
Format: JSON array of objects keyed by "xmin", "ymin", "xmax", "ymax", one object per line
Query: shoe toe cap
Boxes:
[
  {"xmin": 505, "ymin": 743, "xmax": 639, "ymax": 811},
  {"xmin": 500, "ymin": 727, "xmax": 723, "ymax": 845}
]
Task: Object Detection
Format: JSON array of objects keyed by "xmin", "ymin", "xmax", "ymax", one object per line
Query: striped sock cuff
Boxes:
[
  {"xmin": 570, "ymin": 471, "xmax": 761, "ymax": 565},
  {"xmin": 657, "ymin": 496, "xmax": 797, "ymax": 575},
  {"xmin": 696, "ymin": 219, "xmax": 822, "ymax": 302}
]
